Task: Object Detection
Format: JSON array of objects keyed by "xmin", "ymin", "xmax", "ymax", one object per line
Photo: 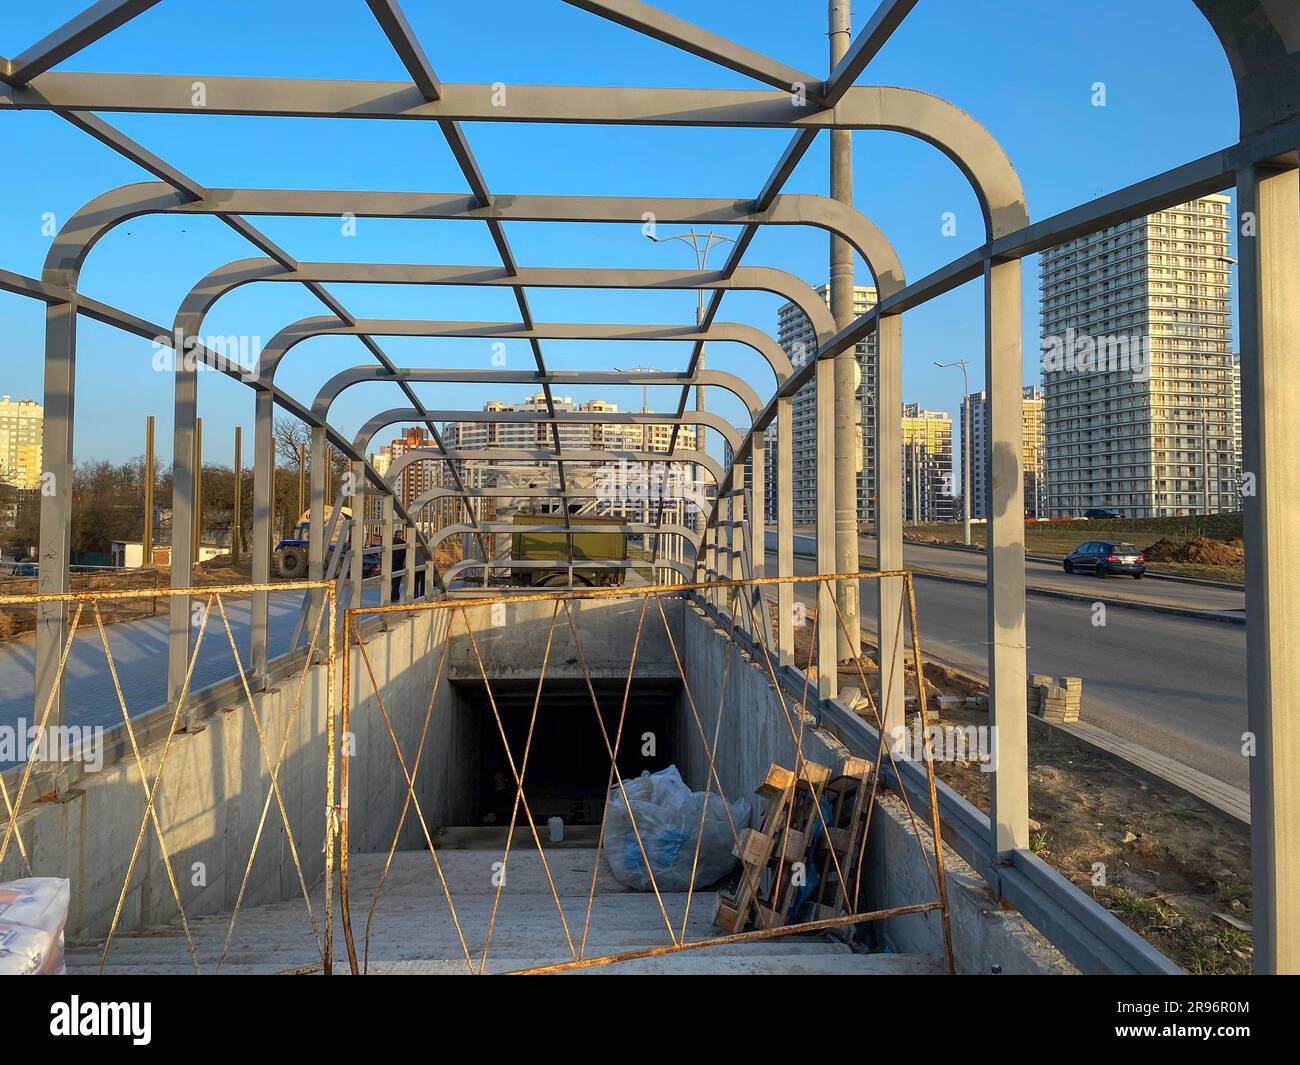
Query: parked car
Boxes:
[
  {"xmin": 1063, "ymin": 541, "xmax": 1145, "ymax": 579},
  {"xmin": 1083, "ymin": 508, "xmax": 1120, "ymax": 519}
]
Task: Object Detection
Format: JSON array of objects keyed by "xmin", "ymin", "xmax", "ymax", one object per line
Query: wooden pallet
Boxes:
[
  {"xmin": 714, "ymin": 759, "xmax": 831, "ymax": 933},
  {"xmin": 805, "ymin": 757, "xmax": 875, "ymax": 923}
]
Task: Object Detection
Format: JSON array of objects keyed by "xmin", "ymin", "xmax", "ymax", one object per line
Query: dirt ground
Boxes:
[{"xmin": 777, "ymin": 606, "xmax": 1252, "ymax": 974}]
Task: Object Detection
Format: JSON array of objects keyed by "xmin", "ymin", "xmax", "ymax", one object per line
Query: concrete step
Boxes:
[{"xmin": 79, "ymin": 952, "xmax": 941, "ymax": 976}]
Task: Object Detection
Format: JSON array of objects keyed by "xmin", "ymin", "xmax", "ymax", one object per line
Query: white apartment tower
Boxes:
[
  {"xmin": 765, "ymin": 284, "xmax": 878, "ymax": 525},
  {"xmin": 1040, "ymin": 195, "xmax": 1236, "ymax": 517},
  {"xmin": 963, "ymin": 385, "xmax": 1046, "ymax": 520}
]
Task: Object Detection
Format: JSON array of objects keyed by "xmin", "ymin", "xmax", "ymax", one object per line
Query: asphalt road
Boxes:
[
  {"xmin": 892, "ymin": 540, "xmax": 1244, "ymax": 614},
  {"xmin": 774, "ymin": 549, "xmax": 1249, "ymax": 790},
  {"xmin": 774, "ymin": 531, "xmax": 1245, "ymax": 614}
]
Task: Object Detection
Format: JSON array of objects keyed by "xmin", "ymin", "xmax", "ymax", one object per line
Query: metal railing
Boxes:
[
  {"xmin": 0, "ymin": 579, "xmax": 338, "ymax": 975},
  {"xmin": 338, "ymin": 570, "xmax": 954, "ymax": 976}
]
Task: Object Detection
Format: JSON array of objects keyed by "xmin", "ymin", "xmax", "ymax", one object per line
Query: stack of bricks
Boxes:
[
  {"xmin": 1027, "ymin": 674, "xmax": 1052, "ymax": 715},
  {"xmin": 1032, "ymin": 675, "xmax": 1082, "ymax": 722}
]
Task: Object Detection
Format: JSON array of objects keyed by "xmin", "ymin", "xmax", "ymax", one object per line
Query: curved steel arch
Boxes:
[
  {"xmin": 312, "ymin": 366, "xmax": 763, "ymax": 424},
  {"xmin": 42, "ymin": 183, "xmax": 899, "ymax": 297},
  {"xmin": 352, "ymin": 407, "xmax": 744, "ymax": 458},
  {"xmin": 397, "ymin": 447, "xmax": 726, "ymax": 491},
  {"xmin": 19, "ymin": 84, "xmax": 1026, "ymax": 241},
  {"xmin": 256, "ymin": 316, "xmax": 794, "ymax": 388},
  {"xmin": 170, "ymin": 259, "xmax": 836, "ymax": 352}
]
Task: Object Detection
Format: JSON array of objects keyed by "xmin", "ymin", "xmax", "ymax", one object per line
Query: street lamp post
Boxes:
[
  {"xmin": 936, "ymin": 359, "xmax": 973, "ymax": 546},
  {"xmin": 646, "ymin": 228, "xmax": 736, "ymax": 531}
]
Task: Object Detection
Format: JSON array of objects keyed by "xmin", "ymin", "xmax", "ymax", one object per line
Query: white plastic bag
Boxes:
[
  {"xmin": 603, "ymin": 765, "xmax": 751, "ymax": 892},
  {"xmin": 0, "ymin": 878, "xmax": 69, "ymax": 975},
  {"xmin": 0, "ymin": 922, "xmax": 61, "ymax": 976}
]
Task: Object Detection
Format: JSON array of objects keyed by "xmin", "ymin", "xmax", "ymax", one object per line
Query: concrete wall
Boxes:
[
  {"xmin": 676, "ymin": 602, "xmax": 1073, "ymax": 974},
  {"xmin": 0, "ymin": 595, "xmax": 686, "ymax": 945},
  {"xmin": 443, "ymin": 595, "xmax": 684, "ymax": 682},
  {"xmin": 0, "ymin": 606, "xmax": 466, "ymax": 943}
]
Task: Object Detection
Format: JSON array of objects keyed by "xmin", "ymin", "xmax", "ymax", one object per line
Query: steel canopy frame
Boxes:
[{"xmin": 1, "ymin": 0, "xmax": 1295, "ymax": 975}]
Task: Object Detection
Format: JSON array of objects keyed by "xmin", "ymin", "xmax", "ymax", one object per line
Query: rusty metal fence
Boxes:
[
  {"xmin": 340, "ymin": 571, "xmax": 954, "ymax": 976},
  {"xmin": 0, "ymin": 579, "xmax": 338, "ymax": 975}
]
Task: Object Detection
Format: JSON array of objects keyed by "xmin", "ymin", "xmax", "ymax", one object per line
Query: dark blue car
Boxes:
[{"xmin": 1063, "ymin": 541, "xmax": 1145, "ymax": 579}]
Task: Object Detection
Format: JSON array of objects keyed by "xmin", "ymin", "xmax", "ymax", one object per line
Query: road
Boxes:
[
  {"xmin": 774, "ymin": 550, "xmax": 1249, "ymax": 790},
  {"xmin": 773, "ymin": 531, "xmax": 1245, "ymax": 614},
  {"xmin": 892, "ymin": 539, "xmax": 1243, "ymax": 613}
]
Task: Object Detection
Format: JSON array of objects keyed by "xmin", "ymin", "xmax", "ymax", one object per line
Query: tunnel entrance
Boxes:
[{"xmin": 452, "ymin": 677, "xmax": 681, "ymax": 825}]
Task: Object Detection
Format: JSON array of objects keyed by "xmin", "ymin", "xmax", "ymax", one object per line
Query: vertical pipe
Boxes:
[
  {"xmin": 297, "ymin": 441, "xmax": 306, "ymax": 523},
  {"xmin": 380, "ymin": 495, "xmax": 394, "ymax": 615},
  {"xmin": 984, "ymin": 257, "xmax": 1028, "ymax": 859},
  {"xmin": 142, "ymin": 415, "xmax": 154, "ymax": 567},
  {"xmin": 777, "ymin": 397, "xmax": 794, "ymax": 669},
  {"xmin": 192, "ymin": 416, "xmax": 203, "ymax": 566},
  {"xmin": 232, "ymin": 425, "xmax": 242, "ymax": 564},
  {"xmin": 876, "ymin": 313, "xmax": 905, "ymax": 735},
  {"xmin": 1238, "ymin": 159, "xmax": 1300, "ymax": 974},
  {"xmin": 749, "ymin": 441, "xmax": 766, "ymax": 644},
  {"xmin": 404, "ymin": 520, "xmax": 416, "ymax": 602},
  {"xmin": 349, "ymin": 460, "xmax": 364, "ymax": 608},
  {"xmin": 829, "ymin": 0, "xmax": 860, "ymax": 662},
  {"xmin": 730, "ymin": 485, "xmax": 745, "ymax": 636},
  {"xmin": 251, "ymin": 392, "xmax": 273, "ymax": 684},
  {"xmin": 34, "ymin": 301, "xmax": 77, "ymax": 743},
  {"xmin": 307, "ymin": 425, "xmax": 327, "ymax": 644},
  {"xmin": 816, "ymin": 355, "xmax": 837, "ymax": 702}
]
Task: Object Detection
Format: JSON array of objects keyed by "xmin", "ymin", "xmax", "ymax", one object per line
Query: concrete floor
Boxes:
[{"xmin": 67, "ymin": 838, "xmax": 942, "ymax": 975}]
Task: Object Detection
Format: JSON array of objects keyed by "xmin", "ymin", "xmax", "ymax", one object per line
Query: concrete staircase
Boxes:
[{"xmin": 68, "ymin": 839, "xmax": 943, "ymax": 975}]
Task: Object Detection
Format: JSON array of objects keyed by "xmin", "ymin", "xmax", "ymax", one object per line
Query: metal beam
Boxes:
[
  {"xmin": 5, "ymin": 1, "xmax": 162, "ymax": 85},
  {"xmin": 819, "ymin": 0, "xmax": 918, "ymax": 107},
  {"xmin": 560, "ymin": 1, "xmax": 819, "ymax": 96},
  {"xmin": 364, "ymin": 0, "xmax": 441, "ymax": 100}
]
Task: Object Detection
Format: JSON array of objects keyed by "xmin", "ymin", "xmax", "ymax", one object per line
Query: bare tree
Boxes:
[{"xmin": 273, "ymin": 417, "xmax": 311, "ymax": 469}]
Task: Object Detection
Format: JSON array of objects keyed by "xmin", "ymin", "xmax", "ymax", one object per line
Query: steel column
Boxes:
[
  {"xmin": 1239, "ymin": 157, "xmax": 1300, "ymax": 974},
  {"xmin": 250, "ymin": 390, "xmax": 273, "ymax": 683},
  {"xmin": 350, "ymin": 460, "xmax": 365, "ymax": 609},
  {"xmin": 984, "ymin": 256, "xmax": 1028, "ymax": 858},
  {"xmin": 777, "ymin": 397, "xmax": 794, "ymax": 669},
  {"xmin": 815, "ymin": 355, "xmax": 837, "ymax": 701},
  {"xmin": 830, "ymin": 0, "xmax": 861, "ymax": 663},
  {"xmin": 167, "ymin": 359, "xmax": 196, "ymax": 708},
  {"xmin": 876, "ymin": 312, "xmax": 904, "ymax": 735},
  {"xmin": 33, "ymin": 301, "xmax": 77, "ymax": 740}
]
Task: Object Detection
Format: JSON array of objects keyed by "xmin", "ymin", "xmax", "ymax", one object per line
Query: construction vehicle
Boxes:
[
  {"xmin": 274, "ymin": 507, "xmax": 381, "ymax": 579},
  {"xmin": 509, "ymin": 513, "xmax": 628, "ymax": 587}
]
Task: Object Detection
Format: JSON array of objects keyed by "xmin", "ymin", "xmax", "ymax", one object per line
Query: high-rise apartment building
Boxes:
[
  {"xmin": 0, "ymin": 396, "xmax": 43, "ymax": 491},
  {"xmin": 963, "ymin": 385, "xmax": 1046, "ymax": 519},
  {"xmin": 901, "ymin": 404, "xmax": 955, "ymax": 523},
  {"xmin": 1040, "ymin": 195, "xmax": 1236, "ymax": 517},
  {"xmin": 765, "ymin": 284, "xmax": 878, "ymax": 525},
  {"xmin": 1230, "ymin": 353, "xmax": 1242, "ymax": 484}
]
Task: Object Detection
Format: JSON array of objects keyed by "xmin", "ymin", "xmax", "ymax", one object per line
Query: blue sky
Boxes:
[{"xmin": 0, "ymin": 0, "xmax": 1240, "ymax": 479}]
